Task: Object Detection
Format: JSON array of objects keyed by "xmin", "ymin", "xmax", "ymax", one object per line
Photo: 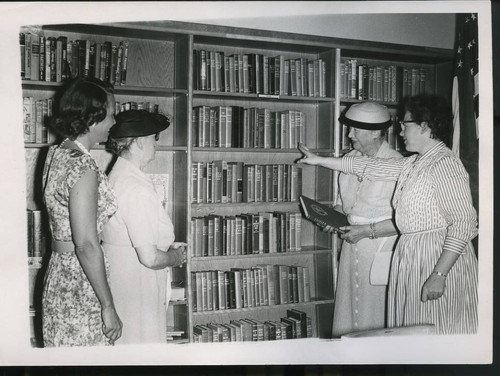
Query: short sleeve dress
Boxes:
[
  {"xmin": 101, "ymin": 157, "xmax": 175, "ymax": 344},
  {"xmin": 42, "ymin": 146, "xmax": 117, "ymax": 347}
]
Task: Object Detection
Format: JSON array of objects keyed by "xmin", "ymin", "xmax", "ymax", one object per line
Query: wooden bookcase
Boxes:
[{"xmin": 22, "ymin": 20, "xmax": 453, "ymax": 346}]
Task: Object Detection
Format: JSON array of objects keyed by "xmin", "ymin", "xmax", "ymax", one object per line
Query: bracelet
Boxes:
[
  {"xmin": 369, "ymin": 222, "xmax": 378, "ymax": 239},
  {"xmin": 432, "ymin": 271, "xmax": 447, "ymax": 278}
]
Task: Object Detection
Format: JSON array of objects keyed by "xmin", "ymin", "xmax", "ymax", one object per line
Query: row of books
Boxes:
[
  {"xmin": 191, "ymin": 162, "xmax": 301, "ymax": 204},
  {"xmin": 23, "ymin": 97, "xmax": 55, "ymax": 144},
  {"xmin": 20, "ymin": 32, "xmax": 129, "ymax": 85},
  {"xmin": 26, "ymin": 209, "xmax": 45, "ymax": 259},
  {"xmin": 340, "ymin": 60, "xmax": 428, "ymax": 102},
  {"xmin": 193, "ymin": 50, "xmax": 327, "ymax": 97},
  {"xmin": 193, "ymin": 105, "xmax": 305, "ymax": 149},
  {"xmin": 115, "ymin": 101, "xmax": 160, "ymax": 115},
  {"xmin": 191, "ymin": 264, "xmax": 311, "ymax": 313},
  {"xmin": 193, "ymin": 309, "xmax": 312, "ymax": 342},
  {"xmin": 191, "ymin": 212, "xmax": 302, "ymax": 257},
  {"xmin": 340, "ymin": 115, "xmax": 404, "ymax": 152},
  {"xmin": 22, "ymin": 97, "xmax": 161, "ymax": 144}
]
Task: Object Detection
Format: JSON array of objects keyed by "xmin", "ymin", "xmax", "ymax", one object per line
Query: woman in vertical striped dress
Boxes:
[{"xmin": 298, "ymin": 95, "xmax": 478, "ymax": 335}]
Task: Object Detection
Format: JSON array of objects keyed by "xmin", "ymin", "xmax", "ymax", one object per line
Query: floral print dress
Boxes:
[{"xmin": 42, "ymin": 146, "xmax": 117, "ymax": 347}]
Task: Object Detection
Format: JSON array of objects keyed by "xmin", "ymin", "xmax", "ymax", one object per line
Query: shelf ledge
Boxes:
[
  {"xmin": 191, "ymin": 247, "xmax": 333, "ymax": 261},
  {"xmin": 193, "ymin": 298, "xmax": 335, "ymax": 316}
]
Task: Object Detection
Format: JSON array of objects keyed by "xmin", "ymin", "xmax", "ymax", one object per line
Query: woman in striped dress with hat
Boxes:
[{"xmin": 298, "ymin": 95, "xmax": 478, "ymax": 335}]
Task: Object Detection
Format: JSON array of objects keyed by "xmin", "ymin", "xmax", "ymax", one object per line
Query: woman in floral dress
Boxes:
[
  {"xmin": 298, "ymin": 95, "xmax": 478, "ymax": 335},
  {"xmin": 42, "ymin": 78, "xmax": 122, "ymax": 346}
]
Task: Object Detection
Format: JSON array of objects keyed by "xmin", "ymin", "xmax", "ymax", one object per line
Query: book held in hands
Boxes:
[{"xmin": 299, "ymin": 195, "xmax": 349, "ymax": 232}]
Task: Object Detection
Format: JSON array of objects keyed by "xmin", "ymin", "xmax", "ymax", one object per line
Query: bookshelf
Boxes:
[{"xmin": 22, "ymin": 20, "xmax": 453, "ymax": 345}]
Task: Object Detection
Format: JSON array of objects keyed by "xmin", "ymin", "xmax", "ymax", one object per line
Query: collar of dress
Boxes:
[{"xmin": 114, "ymin": 156, "xmax": 151, "ymax": 183}]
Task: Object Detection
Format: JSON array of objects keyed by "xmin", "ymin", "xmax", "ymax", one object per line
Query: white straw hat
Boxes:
[{"xmin": 339, "ymin": 102, "xmax": 391, "ymax": 130}]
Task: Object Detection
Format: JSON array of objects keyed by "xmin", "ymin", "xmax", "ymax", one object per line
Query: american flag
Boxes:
[{"xmin": 451, "ymin": 13, "xmax": 479, "ymax": 212}]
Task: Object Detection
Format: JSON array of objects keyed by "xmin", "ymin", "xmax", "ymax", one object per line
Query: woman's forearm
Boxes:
[
  {"xmin": 432, "ymin": 249, "xmax": 461, "ymax": 276},
  {"xmin": 136, "ymin": 244, "xmax": 184, "ymax": 270},
  {"xmin": 371, "ymin": 219, "xmax": 399, "ymax": 238},
  {"xmin": 75, "ymin": 242, "xmax": 116, "ymax": 308}
]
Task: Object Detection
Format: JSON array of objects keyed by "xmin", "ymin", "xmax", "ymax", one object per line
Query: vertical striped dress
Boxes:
[{"xmin": 342, "ymin": 142, "xmax": 478, "ymax": 334}]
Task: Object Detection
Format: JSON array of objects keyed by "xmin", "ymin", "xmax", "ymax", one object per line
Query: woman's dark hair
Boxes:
[
  {"xmin": 402, "ymin": 95, "xmax": 453, "ymax": 146},
  {"xmin": 107, "ymin": 136, "xmax": 137, "ymax": 156},
  {"xmin": 48, "ymin": 78, "xmax": 114, "ymax": 140}
]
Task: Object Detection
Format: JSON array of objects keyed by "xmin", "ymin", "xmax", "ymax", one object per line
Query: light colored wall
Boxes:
[{"xmin": 191, "ymin": 13, "xmax": 455, "ymax": 50}]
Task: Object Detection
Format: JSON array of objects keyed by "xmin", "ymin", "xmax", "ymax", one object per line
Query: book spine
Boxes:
[
  {"xmin": 20, "ymin": 33, "xmax": 26, "ymax": 79},
  {"xmin": 30, "ymin": 34, "xmax": 40, "ymax": 81},
  {"xmin": 24, "ymin": 33, "xmax": 32, "ymax": 80},
  {"xmin": 38, "ymin": 36, "xmax": 45, "ymax": 82}
]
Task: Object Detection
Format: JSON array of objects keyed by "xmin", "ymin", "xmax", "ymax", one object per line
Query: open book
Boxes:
[{"xmin": 299, "ymin": 195, "xmax": 349, "ymax": 233}]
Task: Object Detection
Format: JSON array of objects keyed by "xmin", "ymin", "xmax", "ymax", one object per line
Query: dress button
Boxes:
[
  {"xmin": 355, "ymin": 297, "xmax": 359, "ymax": 301},
  {"xmin": 355, "ymin": 272, "xmax": 358, "ymax": 276},
  {"xmin": 355, "ymin": 284, "xmax": 359, "ymax": 289},
  {"xmin": 354, "ymin": 322, "xmax": 358, "ymax": 327},
  {"xmin": 355, "ymin": 309, "xmax": 358, "ymax": 314}
]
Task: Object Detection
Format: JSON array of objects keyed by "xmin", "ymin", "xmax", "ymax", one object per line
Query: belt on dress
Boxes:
[
  {"xmin": 345, "ymin": 215, "xmax": 394, "ymax": 253},
  {"xmin": 101, "ymin": 241, "xmax": 131, "ymax": 248},
  {"xmin": 51, "ymin": 238, "xmax": 75, "ymax": 253},
  {"xmin": 348, "ymin": 214, "xmax": 392, "ymax": 225},
  {"xmin": 401, "ymin": 227, "xmax": 446, "ymax": 236}
]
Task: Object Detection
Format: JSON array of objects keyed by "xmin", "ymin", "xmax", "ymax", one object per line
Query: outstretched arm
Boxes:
[{"xmin": 296, "ymin": 143, "xmax": 343, "ymax": 171}]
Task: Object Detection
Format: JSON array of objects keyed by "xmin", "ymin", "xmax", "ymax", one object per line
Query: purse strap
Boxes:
[{"xmin": 375, "ymin": 237, "xmax": 389, "ymax": 254}]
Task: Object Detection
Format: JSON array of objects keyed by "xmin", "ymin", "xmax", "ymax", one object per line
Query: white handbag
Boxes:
[{"xmin": 369, "ymin": 237, "xmax": 393, "ymax": 286}]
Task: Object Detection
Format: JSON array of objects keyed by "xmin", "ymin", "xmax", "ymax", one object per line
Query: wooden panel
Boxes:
[
  {"xmin": 127, "ymin": 39, "xmax": 175, "ymax": 88},
  {"xmin": 316, "ymin": 102, "xmax": 335, "ymax": 150}
]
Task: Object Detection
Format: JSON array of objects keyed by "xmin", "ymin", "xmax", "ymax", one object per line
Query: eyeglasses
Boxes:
[{"xmin": 399, "ymin": 120, "xmax": 417, "ymax": 129}]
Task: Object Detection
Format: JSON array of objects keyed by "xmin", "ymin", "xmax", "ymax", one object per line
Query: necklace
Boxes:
[
  {"xmin": 60, "ymin": 138, "xmax": 91, "ymax": 156},
  {"xmin": 73, "ymin": 139, "xmax": 91, "ymax": 155}
]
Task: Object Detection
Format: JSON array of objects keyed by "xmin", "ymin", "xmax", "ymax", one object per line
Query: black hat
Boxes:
[
  {"xmin": 110, "ymin": 110, "xmax": 170, "ymax": 138},
  {"xmin": 338, "ymin": 102, "xmax": 392, "ymax": 130}
]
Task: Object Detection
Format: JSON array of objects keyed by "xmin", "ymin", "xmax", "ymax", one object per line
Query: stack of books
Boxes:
[
  {"xmin": 193, "ymin": 309, "xmax": 312, "ymax": 342},
  {"xmin": 191, "ymin": 212, "xmax": 302, "ymax": 257},
  {"xmin": 191, "ymin": 162, "xmax": 301, "ymax": 204},
  {"xmin": 193, "ymin": 50, "xmax": 327, "ymax": 97},
  {"xmin": 192, "ymin": 105, "xmax": 305, "ymax": 149},
  {"xmin": 340, "ymin": 59, "xmax": 429, "ymax": 102},
  {"xmin": 20, "ymin": 32, "xmax": 129, "ymax": 85},
  {"xmin": 191, "ymin": 264, "xmax": 310, "ymax": 312}
]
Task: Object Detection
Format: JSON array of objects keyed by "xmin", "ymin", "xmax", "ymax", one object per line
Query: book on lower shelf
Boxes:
[
  {"xmin": 192, "ymin": 309, "xmax": 312, "ymax": 343},
  {"xmin": 166, "ymin": 327, "xmax": 185, "ymax": 342}
]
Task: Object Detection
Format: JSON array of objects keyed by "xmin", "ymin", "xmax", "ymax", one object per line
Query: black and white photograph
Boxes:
[{"xmin": 0, "ymin": 0, "xmax": 494, "ymax": 368}]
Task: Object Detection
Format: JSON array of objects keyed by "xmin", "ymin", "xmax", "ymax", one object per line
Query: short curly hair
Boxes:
[
  {"xmin": 48, "ymin": 78, "xmax": 114, "ymax": 140},
  {"xmin": 401, "ymin": 95, "xmax": 453, "ymax": 146},
  {"xmin": 107, "ymin": 136, "xmax": 137, "ymax": 156}
]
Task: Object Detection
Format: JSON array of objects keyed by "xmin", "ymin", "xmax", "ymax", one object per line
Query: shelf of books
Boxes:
[
  {"xmin": 337, "ymin": 52, "xmax": 452, "ymax": 154},
  {"xmin": 186, "ymin": 32, "xmax": 337, "ymax": 343},
  {"xmin": 21, "ymin": 20, "xmax": 453, "ymax": 346}
]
